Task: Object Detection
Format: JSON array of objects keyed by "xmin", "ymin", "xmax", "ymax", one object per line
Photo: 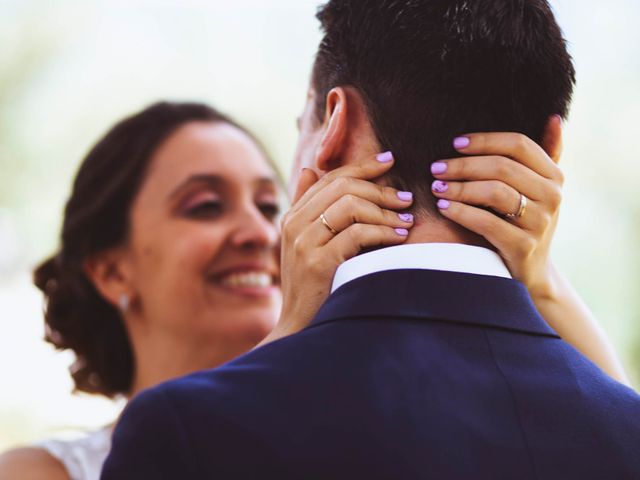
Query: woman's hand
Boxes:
[
  {"xmin": 261, "ymin": 152, "xmax": 414, "ymax": 345},
  {"xmin": 430, "ymin": 119, "xmax": 630, "ymax": 385},
  {"xmin": 430, "ymin": 117, "xmax": 564, "ymax": 301}
]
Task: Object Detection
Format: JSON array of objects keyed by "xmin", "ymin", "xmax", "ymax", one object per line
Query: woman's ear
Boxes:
[
  {"xmin": 541, "ymin": 114, "xmax": 564, "ymax": 164},
  {"xmin": 83, "ymin": 248, "xmax": 135, "ymax": 312},
  {"xmin": 315, "ymin": 87, "xmax": 349, "ymax": 172}
]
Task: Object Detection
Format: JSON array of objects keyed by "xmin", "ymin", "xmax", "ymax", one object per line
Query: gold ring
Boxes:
[
  {"xmin": 320, "ymin": 213, "xmax": 338, "ymax": 235},
  {"xmin": 506, "ymin": 194, "xmax": 527, "ymax": 219}
]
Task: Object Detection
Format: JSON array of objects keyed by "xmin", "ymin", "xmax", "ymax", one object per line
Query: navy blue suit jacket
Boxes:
[{"xmin": 102, "ymin": 270, "xmax": 640, "ymax": 479}]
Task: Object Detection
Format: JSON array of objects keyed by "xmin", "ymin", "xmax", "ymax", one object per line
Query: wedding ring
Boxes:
[
  {"xmin": 320, "ymin": 213, "xmax": 338, "ymax": 235},
  {"xmin": 506, "ymin": 193, "xmax": 527, "ymax": 219}
]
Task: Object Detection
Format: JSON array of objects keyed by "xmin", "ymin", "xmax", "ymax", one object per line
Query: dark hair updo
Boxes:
[{"xmin": 34, "ymin": 101, "xmax": 273, "ymax": 398}]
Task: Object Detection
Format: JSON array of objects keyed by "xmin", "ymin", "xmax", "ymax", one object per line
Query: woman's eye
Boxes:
[
  {"xmin": 258, "ymin": 203, "xmax": 280, "ymax": 221},
  {"xmin": 185, "ymin": 200, "xmax": 223, "ymax": 219}
]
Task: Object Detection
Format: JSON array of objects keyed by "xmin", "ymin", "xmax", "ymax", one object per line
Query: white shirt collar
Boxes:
[{"xmin": 331, "ymin": 243, "xmax": 512, "ymax": 293}]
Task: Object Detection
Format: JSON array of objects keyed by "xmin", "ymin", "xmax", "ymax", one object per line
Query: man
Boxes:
[{"xmin": 102, "ymin": 1, "xmax": 640, "ymax": 478}]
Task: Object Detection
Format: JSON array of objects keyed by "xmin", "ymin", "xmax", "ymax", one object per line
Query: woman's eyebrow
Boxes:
[
  {"xmin": 167, "ymin": 174, "xmax": 226, "ymax": 201},
  {"xmin": 168, "ymin": 175, "xmax": 277, "ymax": 200}
]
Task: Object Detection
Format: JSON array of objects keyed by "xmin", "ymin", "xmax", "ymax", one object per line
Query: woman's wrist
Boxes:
[
  {"xmin": 527, "ymin": 261, "xmax": 562, "ymax": 305},
  {"xmin": 257, "ymin": 301, "xmax": 306, "ymax": 348}
]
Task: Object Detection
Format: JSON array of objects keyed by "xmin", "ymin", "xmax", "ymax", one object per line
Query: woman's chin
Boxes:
[{"xmin": 202, "ymin": 305, "xmax": 279, "ymax": 339}]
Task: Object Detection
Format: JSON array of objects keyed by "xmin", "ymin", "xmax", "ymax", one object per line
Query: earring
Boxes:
[{"xmin": 118, "ymin": 293, "xmax": 130, "ymax": 313}]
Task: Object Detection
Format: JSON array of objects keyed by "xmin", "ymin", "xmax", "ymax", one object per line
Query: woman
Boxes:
[{"xmin": 0, "ymin": 102, "xmax": 628, "ymax": 479}]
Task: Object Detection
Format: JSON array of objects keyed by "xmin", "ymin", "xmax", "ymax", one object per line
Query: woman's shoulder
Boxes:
[
  {"xmin": 0, "ymin": 447, "xmax": 70, "ymax": 480},
  {"xmin": 0, "ymin": 427, "xmax": 112, "ymax": 480}
]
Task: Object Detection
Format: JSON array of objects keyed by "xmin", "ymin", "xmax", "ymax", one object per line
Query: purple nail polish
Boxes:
[
  {"xmin": 453, "ymin": 136, "xmax": 470, "ymax": 150},
  {"xmin": 432, "ymin": 180, "xmax": 448, "ymax": 193},
  {"xmin": 437, "ymin": 199, "xmax": 451, "ymax": 210},
  {"xmin": 398, "ymin": 213, "xmax": 414, "ymax": 223},
  {"xmin": 431, "ymin": 162, "xmax": 448, "ymax": 175},
  {"xmin": 376, "ymin": 151, "xmax": 394, "ymax": 163},
  {"xmin": 395, "ymin": 228, "xmax": 409, "ymax": 236},
  {"xmin": 397, "ymin": 191, "xmax": 413, "ymax": 202}
]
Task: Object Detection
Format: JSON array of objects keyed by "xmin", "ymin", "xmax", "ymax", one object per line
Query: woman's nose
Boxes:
[{"xmin": 230, "ymin": 206, "xmax": 279, "ymax": 251}]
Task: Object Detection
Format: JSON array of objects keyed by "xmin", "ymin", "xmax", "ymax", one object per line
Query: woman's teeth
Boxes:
[{"xmin": 219, "ymin": 272, "xmax": 273, "ymax": 288}]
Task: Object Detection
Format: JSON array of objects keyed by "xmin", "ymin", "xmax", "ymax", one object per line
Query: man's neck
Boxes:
[{"xmin": 404, "ymin": 216, "xmax": 493, "ymax": 250}]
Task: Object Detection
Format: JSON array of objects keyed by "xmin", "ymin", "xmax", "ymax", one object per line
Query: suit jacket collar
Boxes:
[{"xmin": 312, "ymin": 269, "xmax": 560, "ymax": 338}]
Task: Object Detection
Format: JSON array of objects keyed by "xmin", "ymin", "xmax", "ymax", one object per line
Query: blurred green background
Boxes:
[{"xmin": 0, "ymin": 0, "xmax": 638, "ymax": 449}]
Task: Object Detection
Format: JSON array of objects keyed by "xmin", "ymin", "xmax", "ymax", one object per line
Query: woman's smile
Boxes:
[{"xmin": 207, "ymin": 265, "xmax": 280, "ymax": 298}]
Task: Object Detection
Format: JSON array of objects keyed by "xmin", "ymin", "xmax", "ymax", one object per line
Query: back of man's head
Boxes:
[{"xmin": 312, "ymin": 0, "xmax": 575, "ymax": 216}]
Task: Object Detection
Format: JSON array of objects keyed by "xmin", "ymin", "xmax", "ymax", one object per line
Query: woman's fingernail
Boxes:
[
  {"xmin": 398, "ymin": 213, "xmax": 414, "ymax": 223},
  {"xmin": 376, "ymin": 151, "xmax": 394, "ymax": 163},
  {"xmin": 437, "ymin": 199, "xmax": 451, "ymax": 210},
  {"xmin": 453, "ymin": 136, "xmax": 471, "ymax": 149},
  {"xmin": 431, "ymin": 162, "xmax": 448, "ymax": 175},
  {"xmin": 395, "ymin": 228, "xmax": 409, "ymax": 236},
  {"xmin": 432, "ymin": 180, "xmax": 448, "ymax": 193},
  {"xmin": 397, "ymin": 191, "xmax": 413, "ymax": 202}
]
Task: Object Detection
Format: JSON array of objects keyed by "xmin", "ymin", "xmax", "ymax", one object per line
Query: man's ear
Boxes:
[
  {"xmin": 315, "ymin": 87, "xmax": 349, "ymax": 172},
  {"xmin": 83, "ymin": 248, "xmax": 135, "ymax": 311},
  {"xmin": 541, "ymin": 114, "xmax": 564, "ymax": 164}
]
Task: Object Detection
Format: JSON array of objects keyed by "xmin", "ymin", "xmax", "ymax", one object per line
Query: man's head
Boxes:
[{"xmin": 293, "ymin": 0, "xmax": 575, "ymax": 218}]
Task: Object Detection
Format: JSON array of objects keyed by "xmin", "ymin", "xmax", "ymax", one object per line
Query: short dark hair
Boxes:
[
  {"xmin": 34, "ymin": 101, "xmax": 277, "ymax": 397},
  {"xmin": 312, "ymin": 0, "xmax": 575, "ymax": 216}
]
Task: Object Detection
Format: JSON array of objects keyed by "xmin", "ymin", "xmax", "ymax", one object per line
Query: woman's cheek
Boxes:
[{"xmin": 171, "ymin": 226, "xmax": 226, "ymax": 274}]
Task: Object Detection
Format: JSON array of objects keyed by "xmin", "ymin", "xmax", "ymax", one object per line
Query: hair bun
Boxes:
[{"xmin": 33, "ymin": 255, "xmax": 62, "ymax": 295}]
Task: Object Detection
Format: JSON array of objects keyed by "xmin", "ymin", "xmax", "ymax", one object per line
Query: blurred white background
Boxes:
[{"xmin": 0, "ymin": 0, "xmax": 638, "ymax": 449}]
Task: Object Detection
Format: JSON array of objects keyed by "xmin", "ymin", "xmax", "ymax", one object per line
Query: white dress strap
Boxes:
[{"xmin": 36, "ymin": 427, "xmax": 112, "ymax": 480}]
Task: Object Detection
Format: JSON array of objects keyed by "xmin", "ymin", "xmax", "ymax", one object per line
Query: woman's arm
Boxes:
[
  {"xmin": 0, "ymin": 448, "xmax": 69, "ymax": 480},
  {"xmin": 431, "ymin": 118, "xmax": 631, "ymax": 386},
  {"xmin": 533, "ymin": 265, "xmax": 630, "ymax": 385}
]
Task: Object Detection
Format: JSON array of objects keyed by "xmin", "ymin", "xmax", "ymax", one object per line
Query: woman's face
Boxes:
[{"xmin": 125, "ymin": 121, "xmax": 281, "ymax": 350}]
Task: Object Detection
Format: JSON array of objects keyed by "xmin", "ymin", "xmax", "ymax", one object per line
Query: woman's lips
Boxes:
[
  {"xmin": 210, "ymin": 270, "xmax": 279, "ymax": 298},
  {"xmin": 220, "ymin": 271, "xmax": 273, "ymax": 288}
]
